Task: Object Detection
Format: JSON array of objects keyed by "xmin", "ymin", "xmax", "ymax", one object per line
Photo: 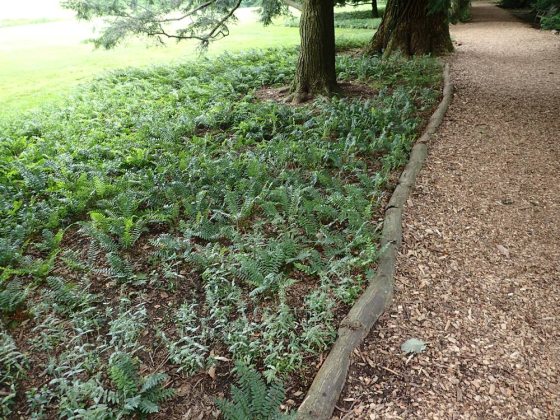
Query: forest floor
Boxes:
[{"xmin": 336, "ymin": 2, "xmax": 560, "ymax": 418}]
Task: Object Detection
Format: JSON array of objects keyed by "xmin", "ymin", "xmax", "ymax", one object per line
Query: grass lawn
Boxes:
[{"xmin": 0, "ymin": 5, "xmax": 374, "ymax": 120}]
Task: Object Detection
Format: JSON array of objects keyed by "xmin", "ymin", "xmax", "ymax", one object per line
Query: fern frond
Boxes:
[
  {"xmin": 216, "ymin": 362, "xmax": 292, "ymax": 420},
  {"xmin": 140, "ymin": 373, "xmax": 166, "ymax": 393},
  {"xmin": 0, "ymin": 280, "xmax": 28, "ymax": 314},
  {"xmin": 108, "ymin": 352, "xmax": 139, "ymax": 398}
]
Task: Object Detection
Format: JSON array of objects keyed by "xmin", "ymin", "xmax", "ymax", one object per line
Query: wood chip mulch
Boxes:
[{"xmin": 335, "ymin": 3, "xmax": 560, "ymax": 419}]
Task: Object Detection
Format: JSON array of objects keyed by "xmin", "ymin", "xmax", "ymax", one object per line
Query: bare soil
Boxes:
[
  {"xmin": 336, "ymin": 3, "xmax": 560, "ymax": 419},
  {"xmin": 254, "ymin": 82, "xmax": 379, "ymax": 104}
]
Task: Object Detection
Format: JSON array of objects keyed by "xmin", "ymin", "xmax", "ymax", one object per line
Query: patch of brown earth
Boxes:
[{"xmin": 254, "ymin": 82, "xmax": 378, "ymax": 104}]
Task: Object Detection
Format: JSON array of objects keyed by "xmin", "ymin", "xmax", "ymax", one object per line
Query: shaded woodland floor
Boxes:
[{"xmin": 337, "ymin": 2, "xmax": 560, "ymax": 418}]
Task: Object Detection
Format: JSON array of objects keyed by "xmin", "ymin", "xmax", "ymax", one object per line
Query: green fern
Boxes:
[
  {"xmin": 105, "ymin": 252, "xmax": 136, "ymax": 281},
  {"xmin": 0, "ymin": 330, "xmax": 28, "ymax": 417},
  {"xmin": 216, "ymin": 362, "xmax": 293, "ymax": 420},
  {"xmin": 109, "ymin": 352, "xmax": 175, "ymax": 418},
  {"xmin": 109, "ymin": 353, "xmax": 139, "ymax": 397},
  {"xmin": 236, "ymin": 238, "xmax": 299, "ymax": 294},
  {"xmin": 0, "ymin": 280, "xmax": 29, "ymax": 315},
  {"xmin": 44, "ymin": 276, "xmax": 97, "ymax": 315},
  {"xmin": 224, "ymin": 190, "xmax": 256, "ymax": 224}
]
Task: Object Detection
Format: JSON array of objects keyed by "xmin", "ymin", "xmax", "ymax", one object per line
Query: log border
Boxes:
[{"xmin": 297, "ymin": 63, "xmax": 453, "ymax": 420}]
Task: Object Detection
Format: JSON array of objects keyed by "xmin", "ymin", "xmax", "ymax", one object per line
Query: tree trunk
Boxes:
[
  {"xmin": 293, "ymin": 0, "xmax": 337, "ymax": 102},
  {"xmin": 366, "ymin": 0, "xmax": 453, "ymax": 57},
  {"xmin": 371, "ymin": 0, "xmax": 379, "ymax": 18}
]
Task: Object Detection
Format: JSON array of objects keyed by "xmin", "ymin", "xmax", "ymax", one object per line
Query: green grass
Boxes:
[
  {"xmin": 0, "ymin": 18, "xmax": 64, "ymax": 27},
  {"xmin": 333, "ymin": 9, "xmax": 385, "ymax": 28},
  {"xmin": 285, "ymin": 4, "xmax": 385, "ymax": 29},
  {"xmin": 0, "ymin": 45, "xmax": 441, "ymax": 417},
  {"xmin": 0, "ymin": 9, "xmax": 372, "ymax": 120}
]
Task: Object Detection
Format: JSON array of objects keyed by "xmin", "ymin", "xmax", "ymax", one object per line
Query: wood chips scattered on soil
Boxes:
[{"xmin": 335, "ymin": 3, "xmax": 560, "ymax": 419}]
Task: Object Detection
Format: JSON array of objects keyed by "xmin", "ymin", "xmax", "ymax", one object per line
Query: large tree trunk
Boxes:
[
  {"xmin": 293, "ymin": 0, "xmax": 336, "ymax": 102},
  {"xmin": 366, "ymin": 0, "xmax": 453, "ymax": 57},
  {"xmin": 372, "ymin": 0, "xmax": 379, "ymax": 18}
]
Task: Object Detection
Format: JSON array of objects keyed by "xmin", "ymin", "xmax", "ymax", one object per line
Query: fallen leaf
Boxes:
[
  {"xmin": 177, "ymin": 384, "xmax": 191, "ymax": 397},
  {"xmin": 401, "ymin": 338, "xmax": 427, "ymax": 354},
  {"xmin": 208, "ymin": 365, "xmax": 216, "ymax": 380},
  {"xmin": 497, "ymin": 244, "xmax": 510, "ymax": 258}
]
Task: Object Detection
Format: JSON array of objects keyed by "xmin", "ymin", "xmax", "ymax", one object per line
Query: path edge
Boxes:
[{"xmin": 297, "ymin": 63, "xmax": 453, "ymax": 420}]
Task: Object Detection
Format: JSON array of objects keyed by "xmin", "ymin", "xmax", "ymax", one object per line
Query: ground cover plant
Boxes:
[
  {"xmin": 534, "ymin": 0, "xmax": 560, "ymax": 29},
  {"xmin": 499, "ymin": 0, "xmax": 560, "ymax": 29},
  {"xmin": 0, "ymin": 46, "xmax": 441, "ymax": 417}
]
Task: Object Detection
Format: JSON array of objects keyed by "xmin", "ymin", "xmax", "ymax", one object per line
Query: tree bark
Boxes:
[
  {"xmin": 293, "ymin": 0, "xmax": 337, "ymax": 102},
  {"xmin": 371, "ymin": 0, "xmax": 379, "ymax": 18},
  {"xmin": 366, "ymin": 0, "xmax": 453, "ymax": 57}
]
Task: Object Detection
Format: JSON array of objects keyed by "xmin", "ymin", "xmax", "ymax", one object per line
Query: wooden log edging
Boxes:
[{"xmin": 297, "ymin": 63, "xmax": 453, "ymax": 420}]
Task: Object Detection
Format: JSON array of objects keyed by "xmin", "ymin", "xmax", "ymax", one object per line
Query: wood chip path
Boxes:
[{"xmin": 335, "ymin": 3, "xmax": 560, "ymax": 418}]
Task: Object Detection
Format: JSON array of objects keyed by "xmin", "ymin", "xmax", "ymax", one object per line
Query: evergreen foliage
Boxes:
[{"xmin": 62, "ymin": 0, "xmax": 288, "ymax": 48}]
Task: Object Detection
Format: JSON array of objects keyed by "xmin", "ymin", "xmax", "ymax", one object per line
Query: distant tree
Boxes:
[
  {"xmin": 366, "ymin": 0, "xmax": 453, "ymax": 56},
  {"xmin": 63, "ymin": 0, "xmax": 339, "ymax": 101},
  {"xmin": 277, "ymin": 0, "xmax": 381, "ymax": 18},
  {"xmin": 336, "ymin": 0, "xmax": 381, "ymax": 18},
  {"xmin": 371, "ymin": 0, "xmax": 380, "ymax": 17}
]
